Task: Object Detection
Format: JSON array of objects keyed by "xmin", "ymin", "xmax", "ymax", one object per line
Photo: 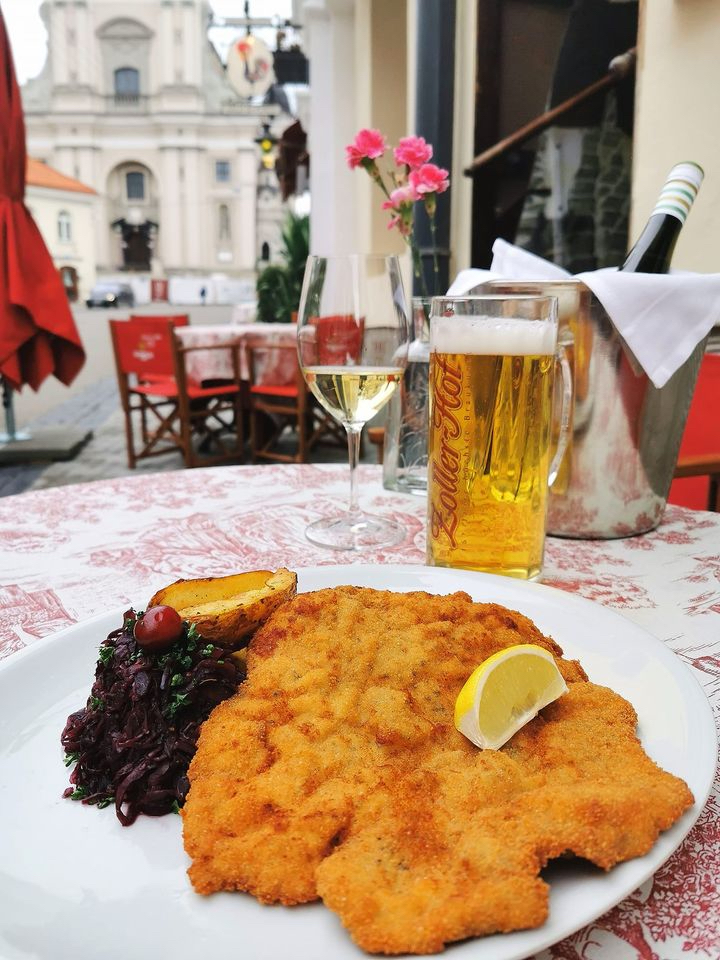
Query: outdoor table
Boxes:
[
  {"xmin": 0, "ymin": 463, "xmax": 718, "ymax": 959},
  {"xmin": 175, "ymin": 322, "xmax": 298, "ymax": 384}
]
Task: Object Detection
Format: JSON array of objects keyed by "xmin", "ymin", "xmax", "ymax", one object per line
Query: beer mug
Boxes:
[{"xmin": 426, "ymin": 296, "xmax": 572, "ymax": 580}]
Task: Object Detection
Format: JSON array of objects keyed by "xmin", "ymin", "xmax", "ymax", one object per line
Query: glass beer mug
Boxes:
[{"xmin": 426, "ymin": 295, "xmax": 572, "ymax": 580}]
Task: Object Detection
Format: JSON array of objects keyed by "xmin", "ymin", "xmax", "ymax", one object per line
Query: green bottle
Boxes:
[{"xmin": 621, "ymin": 162, "xmax": 704, "ymax": 274}]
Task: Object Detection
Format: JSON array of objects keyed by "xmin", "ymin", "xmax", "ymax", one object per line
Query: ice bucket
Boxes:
[{"xmin": 480, "ymin": 280, "xmax": 706, "ymax": 538}]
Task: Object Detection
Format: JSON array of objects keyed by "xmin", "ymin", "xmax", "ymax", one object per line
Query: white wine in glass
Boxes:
[{"xmin": 297, "ymin": 254, "xmax": 410, "ymax": 550}]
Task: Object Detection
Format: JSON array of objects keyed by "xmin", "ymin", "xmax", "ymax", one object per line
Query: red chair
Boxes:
[
  {"xmin": 245, "ymin": 342, "xmax": 335, "ymax": 463},
  {"xmin": 307, "ymin": 314, "xmax": 364, "ymax": 365},
  {"xmin": 125, "ymin": 315, "xmax": 189, "ymax": 383},
  {"xmin": 669, "ymin": 353, "xmax": 720, "ymax": 511},
  {"xmin": 109, "ymin": 318, "xmax": 244, "ymax": 469}
]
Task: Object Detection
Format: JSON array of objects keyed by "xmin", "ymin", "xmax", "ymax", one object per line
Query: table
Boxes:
[
  {"xmin": 0, "ymin": 463, "xmax": 718, "ymax": 959},
  {"xmin": 175, "ymin": 322, "xmax": 297, "ymax": 384}
]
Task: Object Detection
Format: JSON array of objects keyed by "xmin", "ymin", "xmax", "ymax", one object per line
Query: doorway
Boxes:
[
  {"xmin": 60, "ymin": 265, "xmax": 78, "ymax": 302},
  {"xmin": 469, "ymin": 0, "xmax": 638, "ymax": 269}
]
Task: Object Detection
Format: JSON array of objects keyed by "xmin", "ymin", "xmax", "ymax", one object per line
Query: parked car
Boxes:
[{"xmin": 86, "ymin": 282, "xmax": 135, "ymax": 308}]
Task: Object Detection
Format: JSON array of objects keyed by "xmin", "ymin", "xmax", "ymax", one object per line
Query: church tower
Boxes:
[{"xmin": 22, "ymin": 0, "xmax": 276, "ymax": 283}]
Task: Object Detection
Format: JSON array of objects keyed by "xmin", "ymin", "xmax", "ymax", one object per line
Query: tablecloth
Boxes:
[
  {"xmin": 0, "ymin": 463, "xmax": 718, "ymax": 960},
  {"xmin": 175, "ymin": 322, "xmax": 297, "ymax": 384}
]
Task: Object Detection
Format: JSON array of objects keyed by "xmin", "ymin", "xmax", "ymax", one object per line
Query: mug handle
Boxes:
[{"xmin": 548, "ymin": 345, "xmax": 573, "ymax": 487}]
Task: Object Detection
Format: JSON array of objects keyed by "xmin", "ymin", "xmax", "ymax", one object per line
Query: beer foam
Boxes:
[{"xmin": 430, "ymin": 317, "xmax": 556, "ymax": 356}]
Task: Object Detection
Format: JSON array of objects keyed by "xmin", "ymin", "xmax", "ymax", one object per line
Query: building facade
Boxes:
[
  {"xmin": 25, "ymin": 157, "xmax": 98, "ymax": 303},
  {"xmin": 21, "ymin": 0, "xmax": 282, "ymax": 288}
]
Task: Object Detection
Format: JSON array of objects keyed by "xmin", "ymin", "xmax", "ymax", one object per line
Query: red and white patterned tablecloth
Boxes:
[
  {"xmin": 0, "ymin": 463, "xmax": 718, "ymax": 960},
  {"xmin": 175, "ymin": 322, "xmax": 298, "ymax": 384}
]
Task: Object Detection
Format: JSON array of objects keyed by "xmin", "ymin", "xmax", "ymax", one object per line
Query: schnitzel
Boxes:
[{"xmin": 182, "ymin": 587, "xmax": 693, "ymax": 955}]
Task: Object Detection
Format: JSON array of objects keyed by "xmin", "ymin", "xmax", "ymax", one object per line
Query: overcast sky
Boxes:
[{"xmin": 2, "ymin": 0, "xmax": 295, "ymax": 83}]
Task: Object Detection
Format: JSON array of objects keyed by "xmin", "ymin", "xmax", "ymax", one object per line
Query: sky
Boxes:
[{"xmin": 1, "ymin": 0, "xmax": 295, "ymax": 84}]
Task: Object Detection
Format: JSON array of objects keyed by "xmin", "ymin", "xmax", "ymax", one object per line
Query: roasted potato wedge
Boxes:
[{"xmin": 148, "ymin": 568, "xmax": 297, "ymax": 648}]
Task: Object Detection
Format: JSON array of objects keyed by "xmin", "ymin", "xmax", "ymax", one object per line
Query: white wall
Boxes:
[
  {"xmin": 25, "ymin": 187, "xmax": 97, "ymax": 300},
  {"xmin": 632, "ymin": 0, "xmax": 720, "ymax": 271}
]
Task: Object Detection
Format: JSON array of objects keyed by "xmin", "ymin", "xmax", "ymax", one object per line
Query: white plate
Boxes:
[{"xmin": 0, "ymin": 565, "xmax": 715, "ymax": 960}]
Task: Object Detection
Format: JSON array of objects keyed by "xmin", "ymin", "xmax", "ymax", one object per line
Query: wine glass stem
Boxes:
[{"xmin": 345, "ymin": 423, "xmax": 362, "ymax": 516}]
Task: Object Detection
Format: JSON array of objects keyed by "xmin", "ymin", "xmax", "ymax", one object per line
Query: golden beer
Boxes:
[{"xmin": 427, "ymin": 319, "xmax": 557, "ymax": 579}]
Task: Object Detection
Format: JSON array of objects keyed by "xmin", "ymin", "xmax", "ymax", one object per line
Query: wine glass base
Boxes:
[{"xmin": 305, "ymin": 513, "xmax": 405, "ymax": 551}]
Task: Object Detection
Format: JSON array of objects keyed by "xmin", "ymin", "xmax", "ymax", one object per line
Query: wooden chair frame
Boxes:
[
  {"xmin": 110, "ymin": 319, "xmax": 244, "ymax": 469},
  {"xmin": 673, "ymin": 455, "xmax": 720, "ymax": 512},
  {"xmin": 172, "ymin": 336, "xmax": 244, "ymax": 468},
  {"xmin": 245, "ymin": 343, "xmax": 334, "ymax": 463}
]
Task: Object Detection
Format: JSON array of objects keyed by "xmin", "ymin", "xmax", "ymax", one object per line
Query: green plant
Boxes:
[{"xmin": 256, "ymin": 213, "xmax": 309, "ymax": 323}]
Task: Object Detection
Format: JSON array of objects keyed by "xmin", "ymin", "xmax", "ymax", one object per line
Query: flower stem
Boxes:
[
  {"xmin": 410, "ymin": 239, "xmax": 430, "ymax": 300},
  {"xmin": 429, "ymin": 213, "xmax": 441, "ymax": 295}
]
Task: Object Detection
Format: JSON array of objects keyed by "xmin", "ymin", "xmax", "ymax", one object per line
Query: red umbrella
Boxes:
[{"xmin": 0, "ymin": 9, "xmax": 85, "ymax": 434}]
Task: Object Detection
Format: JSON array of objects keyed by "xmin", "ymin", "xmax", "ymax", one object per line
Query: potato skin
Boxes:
[{"xmin": 148, "ymin": 568, "xmax": 297, "ymax": 649}]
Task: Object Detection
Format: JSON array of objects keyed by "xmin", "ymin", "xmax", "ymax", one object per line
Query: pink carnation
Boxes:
[
  {"xmin": 345, "ymin": 128, "xmax": 387, "ymax": 169},
  {"xmin": 394, "ymin": 136, "xmax": 433, "ymax": 169},
  {"xmin": 409, "ymin": 163, "xmax": 450, "ymax": 195},
  {"xmin": 381, "ymin": 184, "xmax": 420, "ymax": 210}
]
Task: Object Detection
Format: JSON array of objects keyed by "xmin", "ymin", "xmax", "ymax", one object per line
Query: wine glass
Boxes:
[{"xmin": 297, "ymin": 254, "xmax": 411, "ymax": 550}]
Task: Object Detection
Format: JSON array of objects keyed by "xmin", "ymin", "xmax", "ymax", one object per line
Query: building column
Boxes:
[
  {"xmin": 74, "ymin": 2, "xmax": 92, "ymax": 87},
  {"xmin": 159, "ymin": 147, "xmax": 183, "ymax": 270},
  {"xmin": 182, "ymin": 146, "xmax": 203, "ymax": 270},
  {"xmin": 160, "ymin": 2, "xmax": 176, "ymax": 87},
  {"xmin": 237, "ymin": 150, "xmax": 258, "ymax": 272},
  {"xmin": 182, "ymin": 2, "xmax": 202, "ymax": 87},
  {"xmin": 50, "ymin": 4, "xmax": 69, "ymax": 86},
  {"xmin": 302, "ymin": 0, "xmax": 358, "ymax": 254}
]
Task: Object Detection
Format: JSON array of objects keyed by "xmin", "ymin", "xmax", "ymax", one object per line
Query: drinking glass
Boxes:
[
  {"xmin": 297, "ymin": 254, "xmax": 411, "ymax": 550},
  {"xmin": 426, "ymin": 295, "xmax": 572, "ymax": 579}
]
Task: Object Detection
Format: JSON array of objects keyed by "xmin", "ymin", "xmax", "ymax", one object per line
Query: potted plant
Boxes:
[{"xmin": 256, "ymin": 212, "xmax": 309, "ymax": 323}]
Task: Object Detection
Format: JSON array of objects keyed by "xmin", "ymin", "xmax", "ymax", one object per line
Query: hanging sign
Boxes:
[{"xmin": 226, "ymin": 34, "xmax": 276, "ymax": 98}]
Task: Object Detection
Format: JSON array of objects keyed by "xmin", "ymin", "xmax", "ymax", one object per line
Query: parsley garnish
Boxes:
[
  {"xmin": 98, "ymin": 645, "xmax": 114, "ymax": 665},
  {"xmin": 166, "ymin": 692, "xmax": 190, "ymax": 718},
  {"xmin": 89, "ymin": 696, "xmax": 104, "ymax": 710},
  {"xmin": 70, "ymin": 786, "xmax": 88, "ymax": 800},
  {"xmin": 64, "ymin": 751, "xmax": 79, "ymax": 768}
]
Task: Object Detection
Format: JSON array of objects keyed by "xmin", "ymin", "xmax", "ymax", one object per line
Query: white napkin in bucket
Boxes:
[{"xmin": 448, "ymin": 238, "xmax": 720, "ymax": 389}]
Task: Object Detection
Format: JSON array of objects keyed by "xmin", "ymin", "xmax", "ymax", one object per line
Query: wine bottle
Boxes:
[{"xmin": 620, "ymin": 162, "xmax": 704, "ymax": 273}]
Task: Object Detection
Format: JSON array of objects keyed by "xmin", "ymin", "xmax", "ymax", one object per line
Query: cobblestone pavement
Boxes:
[{"xmin": 0, "ymin": 376, "xmax": 373, "ymax": 498}]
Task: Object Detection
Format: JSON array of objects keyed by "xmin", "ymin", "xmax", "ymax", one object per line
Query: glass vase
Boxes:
[{"xmin": 382, "ymin": 296, "xmax": 431, "ymax": 495}]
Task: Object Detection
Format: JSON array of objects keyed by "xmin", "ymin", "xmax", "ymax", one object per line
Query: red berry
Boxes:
[{"xmin": 134, "ymin": 606, "xmax": 183, "ymax": 652}]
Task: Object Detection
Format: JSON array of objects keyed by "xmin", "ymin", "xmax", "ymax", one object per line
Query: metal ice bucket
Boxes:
[{"xmin": 479, "ymin": 280, "xmax": 706, "ymax": 538}]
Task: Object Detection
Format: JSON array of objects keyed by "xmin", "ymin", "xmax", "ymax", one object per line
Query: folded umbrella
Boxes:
[{"xmin": 0, "ymin": 9, "xmax": 85, "ymax": 427}]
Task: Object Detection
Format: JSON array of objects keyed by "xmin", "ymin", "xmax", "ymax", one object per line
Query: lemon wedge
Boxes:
[{"xmin": 454, "ymin": 643, "xmax": 568, "ymax": 750}]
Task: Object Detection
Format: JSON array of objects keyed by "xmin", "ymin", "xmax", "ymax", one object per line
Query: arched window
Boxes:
[
  {"xmin": 218, "ymin": 204, "xmax": 231, "ymax": 242},
  {"xmin": 58, "ymin": 210, "xmax": 72, "ymax": 242},
  {"xmin": 126, "ymin": 171, "xmax": 145, "ymax": 200},
  {"xmin": 114, "ymin": 67, "xmax": 140, "ymax": 98},
  {"xmin": 261, "ymin": 241, "xmax": 270, "ymax": 261}
]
